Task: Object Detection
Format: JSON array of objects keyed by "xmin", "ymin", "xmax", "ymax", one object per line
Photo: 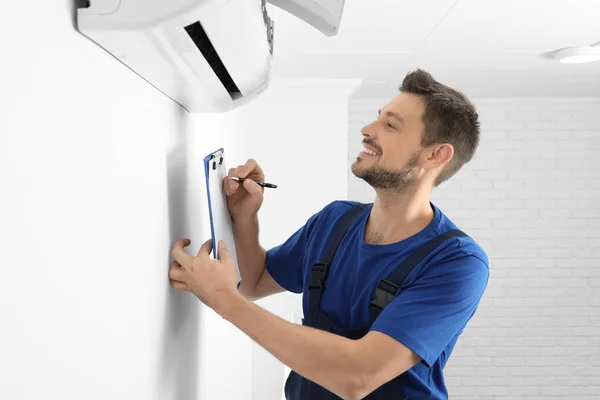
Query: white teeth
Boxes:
[{"xmin": 362, "ymin": 146, "xmax": 377, "ymax": 156}]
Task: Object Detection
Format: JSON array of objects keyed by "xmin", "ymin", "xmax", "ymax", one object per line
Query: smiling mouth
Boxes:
[{"xmin": 360, "ymin": 145, "xmax": 379, "ymax": 157}]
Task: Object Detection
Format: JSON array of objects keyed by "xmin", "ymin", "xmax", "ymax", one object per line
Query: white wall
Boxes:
[
  {"xmin": 0, "ymin": 2, "xmax": 204, "ymax": 400},
  {"xmin": 348, "ymin": 97, "xmax": 600, "ymax": 399},
  {"xmin": 0, "ymin": 2, "xmax": 357, "ymax": 400}
]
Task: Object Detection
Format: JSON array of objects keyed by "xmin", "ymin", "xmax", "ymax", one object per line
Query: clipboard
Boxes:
[{"xmin": 203, "ymin": 148, "xmax": 241, "ymax": 283}]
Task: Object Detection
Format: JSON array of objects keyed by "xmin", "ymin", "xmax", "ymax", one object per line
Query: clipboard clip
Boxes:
[{"xmin": 209, "ymin": 149, "xmax": 225, "ymax": 170}]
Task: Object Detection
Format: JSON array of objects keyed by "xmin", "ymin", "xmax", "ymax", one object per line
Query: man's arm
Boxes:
[
  {"xmin": 221, "ymin": 296, "xmax": 421, "ymax": 400},
  {"xmin": 232, "ymin": 214, "xmax": 285, "ymax": 300}
]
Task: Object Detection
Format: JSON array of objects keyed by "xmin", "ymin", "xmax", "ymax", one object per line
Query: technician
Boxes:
[{"xmin": 169, "ymin": 68, "xmax": 490, "ymax": 400}]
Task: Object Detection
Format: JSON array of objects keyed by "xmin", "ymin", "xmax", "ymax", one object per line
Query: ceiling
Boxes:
[{"xmin": 266, "ymin": 0, "xmax": 600, "ymax": 98}]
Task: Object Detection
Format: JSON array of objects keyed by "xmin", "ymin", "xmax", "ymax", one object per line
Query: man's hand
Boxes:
[
  {"xmin": 168, "ymin": 238, "xmax": 242, "ymax": 315},
  {"xmin": 223, "ymin": 159, "xmax": 265, "ymax": 220}
]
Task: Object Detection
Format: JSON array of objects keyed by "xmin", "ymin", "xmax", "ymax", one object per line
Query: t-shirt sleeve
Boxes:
[
  {"xmin": 264, "ymin": 205, "xmax": 327, "ymax": 294},
  {"xmin": 369, "ymin": 252, "xmax": 489, "ymax": 367}
]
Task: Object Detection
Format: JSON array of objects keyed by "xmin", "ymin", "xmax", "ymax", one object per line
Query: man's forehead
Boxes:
[{"xmin": 383, "ymin": 93, "xmax": 425, "ymax": 121}]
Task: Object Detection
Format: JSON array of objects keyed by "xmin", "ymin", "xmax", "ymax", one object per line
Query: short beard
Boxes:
[{"xmin": 351, "ymin": 151, "xmax": 421, "ymax": 191}]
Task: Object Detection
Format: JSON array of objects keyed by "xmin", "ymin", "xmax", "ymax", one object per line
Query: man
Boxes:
[{"xmin": 169, "ymin": 69, "xmax": 489, "ymax": 400}]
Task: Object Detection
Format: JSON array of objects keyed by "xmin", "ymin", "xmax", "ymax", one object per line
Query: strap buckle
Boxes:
[
  {"xmin": 309, "ymin": 262, "xmax": 328, "ymax": 290},
  {"xmin": 370, "ymin": 279, "xmax": 399, "ymax": 310}
]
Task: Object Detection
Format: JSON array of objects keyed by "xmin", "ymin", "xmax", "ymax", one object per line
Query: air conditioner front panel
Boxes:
[{"xmin": 77, "ymin": 0, "xmax": 273, "ymax": 113}]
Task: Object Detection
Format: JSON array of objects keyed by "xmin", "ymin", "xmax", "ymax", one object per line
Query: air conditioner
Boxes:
[{"xmin": 76, "ymin": 0, "xmax": 346, "ymax": 113}]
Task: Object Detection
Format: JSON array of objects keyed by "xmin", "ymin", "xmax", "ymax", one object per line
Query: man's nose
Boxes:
[{"xmin": 360, "ymin": 121, "xmax": 376, "ymax": 138}]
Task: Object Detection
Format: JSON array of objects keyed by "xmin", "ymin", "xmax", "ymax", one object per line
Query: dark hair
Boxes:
[{"xmin": 399, "ymin": 68, "xmax": 480, "ymax": 187}]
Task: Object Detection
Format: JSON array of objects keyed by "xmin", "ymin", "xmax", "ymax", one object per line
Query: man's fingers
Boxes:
[
  {"xmin": 169, "ymin": 261, "xmax": 186, "ymax": 281},
  {"xmin": 225, "ymin": 160, "xmax": 264, "ymax": 194},
  {"xmin": 233, "ymin": 164, "xmax": 243, "ymax": 178},
  {"xmin": 223, "ymin": 176, "xmax": 236, "ymax": 195},
  {"xmin": 224, "ymin": 168, "xmax": 239, "ymax": 195},
  {"xmin": 171, "ymin": 239, "xmax": 193, "ymax": 266},
  {"xmin": 248, "ymin": 159, "xmax": 264, "ymax": 177},
  {"xmin": 239, "ymin": 163, "xmax": 252, "ymax": 178},
  {"xmin": 239, "ymin": 159, "xmax": 260, "ymax": 179},
  {"xmin": 170, "ymin": 279, "xmax": 190, "ymax": 292},
  {"xmin": 217, "ymin": 240, "xmax": 231, "ymax": 263},
  {"xmin": 197, "ymin": 238, "xmax": 213, "ymax": 258}
]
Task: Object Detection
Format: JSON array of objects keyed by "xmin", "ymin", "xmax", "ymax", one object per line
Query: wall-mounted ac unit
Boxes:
[
  {"xmin": 77, "ymin": 0, "xmax": 273, "ymax": 113},
  {"xmin": 76, "ymin": 0, "xmax": 346, "ymax": 113}
]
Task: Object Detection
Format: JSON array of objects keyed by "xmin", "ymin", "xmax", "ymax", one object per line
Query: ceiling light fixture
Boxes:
[{"xmin": 554, "ymin": 41, "xmax": 600, "ymax": 64}]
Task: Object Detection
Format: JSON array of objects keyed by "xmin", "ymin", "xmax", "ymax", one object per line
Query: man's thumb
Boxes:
[
  {"xmin": 218, "ymin": 240, "xmax": 231, "ymax": 262},
  {"xmin": 243, "ymin": 178, "xmax": 262, "ymax": 195}
]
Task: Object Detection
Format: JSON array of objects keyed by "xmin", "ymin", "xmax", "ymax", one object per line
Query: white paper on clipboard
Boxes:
[{"xmin": 203, "ymin": 148, "xmax": 241, "ymax": 283}]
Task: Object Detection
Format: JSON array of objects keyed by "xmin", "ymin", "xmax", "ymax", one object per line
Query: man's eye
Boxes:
[{"xmin": 387, "ymin": 122, "xmax": 395, "ymax": 129}]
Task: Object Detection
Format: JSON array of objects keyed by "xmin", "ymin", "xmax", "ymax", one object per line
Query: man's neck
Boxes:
[{"xmin": 364, "ymin": 185, "xmax": 434, "ymax": 245}]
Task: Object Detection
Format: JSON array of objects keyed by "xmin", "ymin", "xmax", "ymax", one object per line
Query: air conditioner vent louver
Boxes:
[{"xmin": 184, "ymin": 21, "xmax": 242, "ymax": 100}]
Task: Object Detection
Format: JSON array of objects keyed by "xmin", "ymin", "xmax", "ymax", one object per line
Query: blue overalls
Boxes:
[{"xmin": 284, "ymin": 203, "xmax": 467, "ymax": 399}]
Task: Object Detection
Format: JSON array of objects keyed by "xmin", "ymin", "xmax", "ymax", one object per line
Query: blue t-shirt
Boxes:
[{"xmin": 265, "ymin": 200, "xmax": 489, "ymax": 399}]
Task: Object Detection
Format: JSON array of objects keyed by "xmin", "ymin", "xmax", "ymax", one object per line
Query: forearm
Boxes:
[
  {"xmin": 222, "ymin": 296, "xmax": 365, "ymax": 399},
  {"xmin": 231, "ymin": 214, "xmax": 267, "ymax": 298}
]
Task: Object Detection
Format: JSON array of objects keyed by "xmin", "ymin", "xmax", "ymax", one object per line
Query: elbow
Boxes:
[
  {"xmin": 340, "ymin": 372, "xmax": 372, "ymax": 400},
  {"xmin": 239, "ymin": 290, "xmax": 262, "ymax": 302},
  {"xmin": 236, "ymin": 281, "xmax": 259, "ymax": 301},
  {"xmin": 320, "ymin": 371, "xmax": 367, "ymax": 400},
  {"xmin": 341, "ymin": 387, "xmax": 363, "ymax": 400},
  {"xmin": 336, "ymin": 346, "xmax": 381, "ymax": 399}
]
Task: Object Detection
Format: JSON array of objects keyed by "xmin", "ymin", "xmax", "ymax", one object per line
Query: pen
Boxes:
[{"xmin": 231, "ymin": 177, "xmax": 278, "ymax": 189}]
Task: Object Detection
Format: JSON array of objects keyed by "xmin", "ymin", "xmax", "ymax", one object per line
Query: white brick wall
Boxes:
[{"xmin": 348, "ymin": 97, "xmax": 600, "ymax": 399}]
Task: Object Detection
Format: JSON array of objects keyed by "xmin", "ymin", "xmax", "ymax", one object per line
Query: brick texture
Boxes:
[{"xmin": 348, "ymin": 97, "xmax": 600, "ymax": 399}]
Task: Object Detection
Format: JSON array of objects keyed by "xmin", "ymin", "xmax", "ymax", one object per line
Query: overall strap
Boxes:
[
  {"xmin": 307, "ymin": 203, "xmax": 370, "ymax": 326},
  {"xmin": 369, "ymin": 229, "xmax": 468, "ymax": 324}
]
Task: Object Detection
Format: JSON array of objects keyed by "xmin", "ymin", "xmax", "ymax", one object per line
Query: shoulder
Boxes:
[
  {"xmin": 421, "ymin": 232, "xmax": 490, "ymax": 297},
  {"xmin": 437, "ymin": 231, "xmax": 489, "ymax": 274},
  {"xmin": 402, "ymin": 239, "xmax": 489, "ymax": 314},
  {"xmin": 412, "ymin": 206, "xmax": 490, "ymax": 291},
  {"xmin": 433, "ymin": 204, "xmax": 490, "ymax": 269},
  {"xmin": 446, "ymin": 229, "xmax": 489, "ymax": 268}
]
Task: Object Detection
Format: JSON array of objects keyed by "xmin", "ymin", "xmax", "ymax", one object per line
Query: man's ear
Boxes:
[{"xmin": 423, "ymin": 143, "xmax": 454, "ymax": 171}]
